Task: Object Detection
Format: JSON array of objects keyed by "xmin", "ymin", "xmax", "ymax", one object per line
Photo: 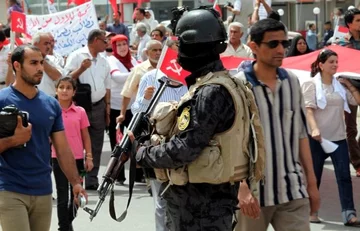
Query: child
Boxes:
[{"xmin": 52, "ymin": 77, "xmax": 93, "ymax": 231}]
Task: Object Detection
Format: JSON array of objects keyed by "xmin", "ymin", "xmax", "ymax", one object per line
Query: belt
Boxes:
[
  {"xmin": 92, "ymin": 99, "xmax": 104, "ymax": 106},
  {"xmin": 0, "ymin": 82, "xmax": 5, "ymax": 85}
]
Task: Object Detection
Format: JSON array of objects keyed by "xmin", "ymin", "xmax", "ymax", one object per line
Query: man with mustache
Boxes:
[
  {"xmin": 0, "ymin": 44, "xmax": 87, "ymax": 231},
  {"xmin": 32, "ymin": 32, "xmax": 63, "ymax": 97}
]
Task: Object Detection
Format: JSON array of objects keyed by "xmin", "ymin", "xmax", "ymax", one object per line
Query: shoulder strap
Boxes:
[{"xmin": 109, "ymin": 133, "xmax": 150, "ymax": 222}]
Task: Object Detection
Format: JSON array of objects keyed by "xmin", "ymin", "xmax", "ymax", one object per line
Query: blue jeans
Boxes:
[{"xmin": 309, "ymin": 137, "xmax": 356, "ymax": 223}]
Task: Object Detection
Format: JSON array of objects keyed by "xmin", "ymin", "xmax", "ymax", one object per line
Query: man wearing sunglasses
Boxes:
[
  {"xmin": 64, "ymin": 29, "xmax": 111, "ymax": 190},
  {"xmin": 235, "ymin": 18, "xmax": 320, "ymax": 231}
]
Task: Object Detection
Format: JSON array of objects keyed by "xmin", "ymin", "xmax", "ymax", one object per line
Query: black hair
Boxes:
[
  {"xmin": 56, "ymin": 76, "xmax": 77, "ymax": 91},
  {"xmin": 267, "ymin": 11, "xmax": 281, "ymax": 21},
  {"xmin": 338, "ymin": 8, "xmax": 344, "ymax": 15},
  {"xmin": 308, "ymin": 23, "xmax": 314, "ymax": 29},
  {"xmin": 250, "ymin": 18, "xmax": 286, "ymax": 45},
  {"xmin": 11, "ymin": 45, "xmax": 41, "ymax": 73},
  {"xmin": 87, "ymin": 29, "xmax": 106, "ymax": 44},
  {"xmin": 136, "ymin": 8, "xmax": 146, "ymax": 16},
  {"xmin": 286, "ymin": 35, "xmax": 312, "ymax": 57},
  {"xmin": 3, "ymin": 27, "xmax": 10, "ymax": 38},
  {"xmin": 344, "ymin": 8, "xmax": 360, "ymax": 28},
  {"xmin": 151, "ymin": 28, "xmax": 164, "ymax": 37},
  {"xmin": 310, "ymin": 49, "xmax": 337, "ymax": 77},
  {"xmin": 0, "ymin": 30, "xmax": 5, "ymax": 42},
  {"xmin": 324, "ymin": 21, "xmax": 332, "ymax": 25}
]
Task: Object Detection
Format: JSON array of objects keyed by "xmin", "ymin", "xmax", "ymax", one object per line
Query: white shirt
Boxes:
[
  {"xmin": 37, "ymin": 56, "xmax": 63, "ymax": 97},
  {"xmin": 49, "ymin": 51, "xmax": 65, "ymax": 68},
  {"xmin": 255, "ymin": 0, "xmax": 271, "ymax": 20},
  {"xmin": 64, "ymin": 46, "xmax": 111, "ymax": 103},
  {"xmin": 0, "ymin": 44, "xmax": 11, "ymax": 89},
  {"xmin": 137, "ymin": 34, "xmax": 151, "ymax": 62},
  {"xmin": 221, "ymin": 43, "xmax": 253, "ymax": 58},
  {"xmin": 107, "ymin": 55, "xmax": 138, "ymax": 110}
]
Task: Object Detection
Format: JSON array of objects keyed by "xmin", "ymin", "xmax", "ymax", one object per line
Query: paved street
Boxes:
[
  {"xmin": 48, "ymin": 135, "xmax": 360, "ymax": 231},
  {"xmin": 1, "ymin": 134, "xmax": 360, "ymax": 231}
]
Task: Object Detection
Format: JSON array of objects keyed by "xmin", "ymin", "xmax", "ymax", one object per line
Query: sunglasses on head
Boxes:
[{"xmin": 261, "ymin": 40, "xmax": 290, "ymax": 49}]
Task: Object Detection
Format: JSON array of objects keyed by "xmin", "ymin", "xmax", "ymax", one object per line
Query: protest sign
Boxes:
[{"xmin": 26, "ymin": 2, "xmax": 99, "ymax": 56}]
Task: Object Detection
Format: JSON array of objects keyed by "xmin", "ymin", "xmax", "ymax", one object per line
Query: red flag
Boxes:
[
  {"xmin": 11, "ymin": 11, "xmax": 26, "ymax": 34},
  {"xmin": 109, "ymin": 0, "xmax": 118, "ymax": 15},
  {"xmin": 338, "ymin": 26, "xmax": 349, "ymax": 34},
  {"xmin": 213, "ymin": 0, "xmax": 222, "ymax": 17},
  {"xmin": 67, "ymin": 0, "xmax": 88, "ymax": 6},
  {"xmin": 157, "ymin": 46, "xmax": 190, "ymax": 85}
]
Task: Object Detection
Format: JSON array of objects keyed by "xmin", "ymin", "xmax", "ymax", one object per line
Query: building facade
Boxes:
[{"xmin": 1, "ymin": 0, "xmax": 360, "ymax": 32}]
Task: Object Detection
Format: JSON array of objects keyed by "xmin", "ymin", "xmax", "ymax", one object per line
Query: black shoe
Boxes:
[
  {"xmin": 85, "ymin": 184, "xmax": 99, "ymax": 190},
  {"xmin": 148, "ymin": 188, "xmax": 153, "ymax": 197}
]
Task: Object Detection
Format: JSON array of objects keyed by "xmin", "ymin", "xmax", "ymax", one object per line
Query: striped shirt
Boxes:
[
  {"xmin": 131, "ymin": 69, "xmax": 188, "ymax": 114},
  {"xmin": 243, "ymin": 64, "xmax": 308, "ymax": 207}
]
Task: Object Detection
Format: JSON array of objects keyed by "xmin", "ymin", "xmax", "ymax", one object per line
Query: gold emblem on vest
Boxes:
[{"xmin": 178, "ymin": 106, "xmax": 191, "ymax": 131}]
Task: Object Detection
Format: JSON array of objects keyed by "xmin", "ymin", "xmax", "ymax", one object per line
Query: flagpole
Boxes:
[{"xmin": 10, "ymin": 31, "xmax": 15, "ymax": 52}]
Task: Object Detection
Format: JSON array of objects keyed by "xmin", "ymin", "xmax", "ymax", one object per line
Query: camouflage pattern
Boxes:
[
  {"xmin": 135, "ymin": 60, "xmax": 238, "ymax": 230},
  {"xmin": 162, "ymin": 183, "xmax": 238, "ymax": 231}
]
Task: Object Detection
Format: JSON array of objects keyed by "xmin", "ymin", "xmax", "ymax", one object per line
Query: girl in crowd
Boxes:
[
  {"xmin": 287, "ymin": 35, "xmax": 312, "ymax": 57},
  {"xmin": 302, "ymin": 49, "xmax": 360, "ymax": 226},
  {"xmin": 52, "ymin": 77, "xmax": 93, "ymax": 231},
  {"xmin": 106, "ymin": 34, "xmax": 137, "ymax": 185}
]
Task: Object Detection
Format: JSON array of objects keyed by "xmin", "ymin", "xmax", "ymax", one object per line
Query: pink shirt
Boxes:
[{"xmin": 51, "ymin": 103, "xmax": 90, "ymax": 159}]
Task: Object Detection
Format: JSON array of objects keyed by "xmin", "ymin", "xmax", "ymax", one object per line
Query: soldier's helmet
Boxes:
[{"xmin": 175, "ymin": 8, "xmax": 227, "ymax": 57}]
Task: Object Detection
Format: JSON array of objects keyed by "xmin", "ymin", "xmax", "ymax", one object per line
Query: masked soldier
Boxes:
[{"xmin": 133, "ymin": 7, "xmax": 265, "ymax": 231}]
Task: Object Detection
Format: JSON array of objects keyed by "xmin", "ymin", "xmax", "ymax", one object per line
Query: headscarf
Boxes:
[
  {"xmin": 286, "ymin": 35, "xmax": 312, "ymax": 57},
  {"xmin": 111, "ymin": 35, "xmax": 133, "ymax": 71}
]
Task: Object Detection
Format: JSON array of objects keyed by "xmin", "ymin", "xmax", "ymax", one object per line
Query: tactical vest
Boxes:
[{"xmin": 150, "ymin": 71, "xmax": 265, "ymax": 196}]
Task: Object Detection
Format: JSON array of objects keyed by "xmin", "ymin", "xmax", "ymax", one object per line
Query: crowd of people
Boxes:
[{"xmin": 0, "ymin": 0, "xmax": 360, "ymax": 231}]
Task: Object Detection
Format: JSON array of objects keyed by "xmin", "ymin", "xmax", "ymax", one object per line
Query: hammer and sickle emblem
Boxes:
[
  {"xmin": 166, "ymin": 59, "xmax": 182, "ymax": 76},
  {"xmin": 17, "ymin": 18, "xmax": 24, "ymax": 30}
]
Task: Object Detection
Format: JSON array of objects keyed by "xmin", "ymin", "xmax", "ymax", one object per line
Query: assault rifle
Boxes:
[{"xmin": 83, "ymin": 77, "xmax": 182, "ymax": 221}]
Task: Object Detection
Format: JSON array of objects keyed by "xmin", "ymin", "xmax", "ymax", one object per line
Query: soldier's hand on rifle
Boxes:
[
  {"xmin": 238, "ymin": 181, "xmax": 261, "ymax": 219},
  {"xmin": 144, "ymin": 86, "xmax": 155, "ymax": 100},
  {"xmin": 127, "ymin": 131, "xmax": 143, "ymax": 168}
]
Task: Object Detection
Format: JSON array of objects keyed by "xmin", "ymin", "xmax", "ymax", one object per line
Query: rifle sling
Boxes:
[{"xmin": 108, "ymin": 139, "xmax": 138, "ymax": 222}]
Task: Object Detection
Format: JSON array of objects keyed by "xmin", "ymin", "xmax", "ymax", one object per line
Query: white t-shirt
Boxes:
[
  {"xmin": 137, "ymin": 34, "xmax": 151, "ymax": 62},
  {"xmin": 107, "ymin": 55, "xmax": 137, "ymax": 110},
  {"xmin": 64, "ymin": 46, "xmax": 111, "ymax": 103}
]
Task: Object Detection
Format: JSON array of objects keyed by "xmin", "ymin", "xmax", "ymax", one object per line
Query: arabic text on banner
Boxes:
[{"xmin": 26, "ymin": 2, "xmax": 99, "ymax": 57}]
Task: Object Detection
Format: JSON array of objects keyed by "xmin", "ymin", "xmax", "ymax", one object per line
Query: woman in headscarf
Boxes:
[
  {"xmin": 286, "ymin": 35, "xmax": 312, "ymax": 57},
  {"xmin": 106, "ymin": 35, "xmax": 137, "ymax": 185},
  {"xmin": 144, "ymin": 8, "xmax": 159, "ymax": 31}
]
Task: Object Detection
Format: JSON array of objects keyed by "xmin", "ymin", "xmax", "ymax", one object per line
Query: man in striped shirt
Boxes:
[
  {"xmin": 131, "ymin": 68, "xmax": 187, "ymax": 231},
  {"xmin": 235, "ymin": 18, "xmax": 320, "ymax": 231}
]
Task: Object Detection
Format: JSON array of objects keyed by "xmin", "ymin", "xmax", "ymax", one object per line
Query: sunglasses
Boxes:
[
  {"xmin": 261, "ymin": 40, "xmax": 290, "ymax": 49},
  {"xmin": 97, "ymin": 38, "xmax": 108, "ymax": 44}
]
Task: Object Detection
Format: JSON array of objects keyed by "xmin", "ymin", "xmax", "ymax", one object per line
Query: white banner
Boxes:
[{"xmin": 26, "ymin": 2, "xmax": 99, "ymax": 57}]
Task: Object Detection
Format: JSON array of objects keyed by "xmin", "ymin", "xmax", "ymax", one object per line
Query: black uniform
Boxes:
[{"xmin": 136, "ymin": 60, "xmax": 238, "ymax": 231}]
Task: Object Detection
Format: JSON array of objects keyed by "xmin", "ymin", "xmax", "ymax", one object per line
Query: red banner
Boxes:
[{"xmin": 11, "ymin": 11, "xmax": 27, "ymax": 34}]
